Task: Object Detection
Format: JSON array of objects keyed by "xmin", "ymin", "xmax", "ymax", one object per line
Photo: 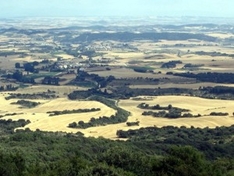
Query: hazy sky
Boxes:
[{"xmin": 1, "ymin": 0, "xmax": 234, "ymax": 18}]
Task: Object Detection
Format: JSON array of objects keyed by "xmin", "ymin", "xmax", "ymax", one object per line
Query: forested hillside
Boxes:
[{"xmin": 0, "ymin": 119, "xmax": 233, "ymax": 176}]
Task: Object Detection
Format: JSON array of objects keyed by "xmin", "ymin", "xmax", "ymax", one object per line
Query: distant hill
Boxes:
[{"xmin": 73, "ymin": 32, "xmax": 217, "ymax": 42}]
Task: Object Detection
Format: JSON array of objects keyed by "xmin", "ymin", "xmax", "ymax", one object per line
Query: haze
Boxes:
[{"xmin": 1, "ymin": 0, "xmax": 234, "ymax": 18}]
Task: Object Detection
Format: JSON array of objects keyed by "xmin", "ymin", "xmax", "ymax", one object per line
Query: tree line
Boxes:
[
  {"xmin": 68, "ymin": 96, "xmax": 129, "ymax": 129},
  {"xmin": 47, "ymin": 108, "xmax": 100, "ymax": 116}
]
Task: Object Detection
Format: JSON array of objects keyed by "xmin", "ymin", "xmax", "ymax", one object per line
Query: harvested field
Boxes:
[
  {"xmin": 119, "ymin": 96, "xmax": 234, "ymax": 129},
  {"xmin": 58, "ymin": 74, "xmax": 77, "ymax": 85},
  {"xmin": 55, "ymin": 54, "xmax": 75, "ymax": 59},
  {"xmin": 0, "ymin": 94, "xmax": 117, "ymax": 136},
  {"xmin": 13, "ymin": 56, "xmax": 40, "ymax": 62},
  {"xmin": 15, "ymin": 85, "xmax": 87, "ymax": 97},
  {"xmin": 2, "ymin": 26, "xmax": 234, "ymax": 141},
  {"xmin": 129, "ymin": 83, "xmax": 234, "ymax": 89},
  {"xmin": 2, "ymin": 93, "xmax": 234, "ymax": 140},
  {"xmin": 90, "ymin": 67, "xmax": 160, "ymax": 78}
]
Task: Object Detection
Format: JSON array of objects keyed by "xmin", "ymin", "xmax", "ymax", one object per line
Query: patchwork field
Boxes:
[
  {"xmin": 2, "ymin": 92, "xmax": 234, "ymax": 139},
  {"xmin": 2, "ymin": 24, "xmax": 234, "ymax": 141}
]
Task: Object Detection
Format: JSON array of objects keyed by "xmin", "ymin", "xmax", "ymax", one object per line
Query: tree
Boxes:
[
  {"xmin": 24, "ymin": 63, "xmax": 34, "ymax": 73},
  {"xmin": 153, "ymin": 146, "xmax": 210, "ymax": 176},
  {"xmin": 0, "ymin": 150, "xmax": 26, "ymax": 176},
  {"xmin": 168, "ymin": 104, "xmax": 172, "ymax": 109},
  {"xmin": 68, "ymin": 122, "xmax": 77, "ymax": 128},
  {"xmin": 32, "ymin": 61, "xmax": 39, "ymax": 66},
  {"xmin": 78, "ymin": 121, "xmax": 85, "ymax": 127},
  {"xmin": 15, "ymin": 63, "xmax": 21, "ymax": 68},
  {"xmin": 12, "ymin": 70, "xmax": 23, "ymax": 81},
  {"xmin": 100, "ymin": 147, "xmax": 151, "ymax": 175}
]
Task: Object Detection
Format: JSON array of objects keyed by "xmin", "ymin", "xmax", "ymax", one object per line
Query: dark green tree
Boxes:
[{"xmin": 152, "ymin": 146, "xmax": 210, "ymax": 176}]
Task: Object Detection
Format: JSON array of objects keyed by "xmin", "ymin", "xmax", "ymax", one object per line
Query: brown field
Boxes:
[
  {"xmin": 0, "ymin": 55, "xmax": 22, "ymax": 70},
  {"xmin": 58, "ymin": 74, "xmax": 77, "ymax": 85},
  {"xmin": 90, "ymin": 67, "xmax": 160, "ymax": 78},
  {"xmin": 13, "ymin": 56, "xmax": 40, "ymax": 62},
  {"xmin": 15, "ymin": 85, "xmax": 88, "ymax": 97},
  {"xmin": 55, "ymin": 54, "xmax": 75, "ymax": 59}
]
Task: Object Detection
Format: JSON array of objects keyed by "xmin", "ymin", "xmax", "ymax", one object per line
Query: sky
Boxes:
[{"xmin": 0, "ymin": 0, "xmax": 234, "ymax": 18}]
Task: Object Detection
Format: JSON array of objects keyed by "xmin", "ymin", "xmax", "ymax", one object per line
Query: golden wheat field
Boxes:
[
  {"xmin": 2, "ymin": 92, "xmax": 234, "ymax": 139},
  {"xmin": 0, "ymin": 93, "xmax": 117, "ymax": 136},
  {"xmin": 119, "ymin": 96, "xmax": 234, "ymax": 129},
  {"xmin": 100, "ymin": 44, "xmax": 234, "ymax": 75},
  {"xmin": 15, "ymin": 85, "xmax": 87, "ymax": 97}
]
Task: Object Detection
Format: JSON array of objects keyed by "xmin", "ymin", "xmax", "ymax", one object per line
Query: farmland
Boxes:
[
  {"xmin": 1, "ymin": 16, "xmax": 234, "ymax": 175},
  {"xmin": 1, "ymin": 19, "xmax": 234, "ymax": 140},
  {"xmin": 1, "ymin": 91, "xmax": 234, "ymax": 139}
]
